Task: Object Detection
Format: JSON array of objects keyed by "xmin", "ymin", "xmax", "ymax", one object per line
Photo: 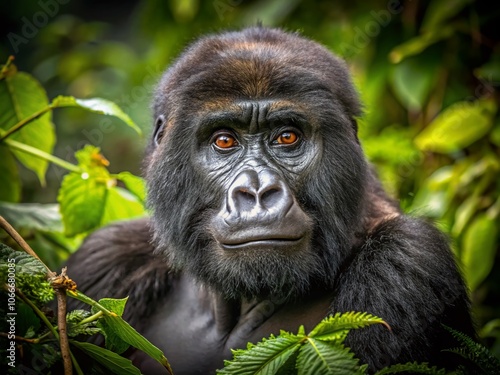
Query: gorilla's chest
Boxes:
[{"xmin": 130, "ymin": 274, "xmax": 331, "ymax": 375}]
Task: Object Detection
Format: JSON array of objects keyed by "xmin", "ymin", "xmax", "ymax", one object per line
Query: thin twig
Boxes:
[
  {"xmin": 56, "ymin": 290, "xmax": 72, "ymax": 375},
  {"xmin": 0, "ymin": 332, "xmax": 40, "ymax": 344}
]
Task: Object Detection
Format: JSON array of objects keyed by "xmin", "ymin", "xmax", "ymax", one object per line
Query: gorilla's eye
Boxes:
[
  {"xmin": 274, "ymin": 131, "xmax": 298, "ymax": 145},
  {"xmin": 213, "ymin": 133, "xmax": 238, "ymax": 149}
]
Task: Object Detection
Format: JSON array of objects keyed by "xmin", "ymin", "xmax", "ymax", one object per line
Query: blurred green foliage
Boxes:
[{"xmin": 1, "ymin": 0, "xmax": 499, "ymax": 357}]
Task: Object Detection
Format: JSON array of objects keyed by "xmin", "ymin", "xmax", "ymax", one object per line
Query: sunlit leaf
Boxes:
[
  {"xmin": 51, "ymin": 95, "xmax": 141, "ymax": 134},
  {"xmin": 415, "ymin": 99, "xmax": 496, "ymax": 154},
  {"xmin": 0, "ymin": 145, "xmax": 20, "ymax": 202},
  {"xmin": 0, "ymin": 71, "xmax": 55, "ymax": 184},
  {"xmin": 116, "ymin": 172, "xmax": 146, "ymax": 203},
  {"xmin": 461, "ymin": 213, "xmax": 499, "ymax": 291},
  {"xmin": 58, "ymin": 171, "xmax": 108, "ymax": 236}
]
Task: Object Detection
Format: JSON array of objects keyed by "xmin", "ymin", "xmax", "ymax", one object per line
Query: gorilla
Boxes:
[{"xmin": 66, "ymin": 27, "xmax": 474, "ymax": 374}]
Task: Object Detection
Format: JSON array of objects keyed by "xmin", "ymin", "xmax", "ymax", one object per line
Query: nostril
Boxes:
[
  {"xmin": 260, "ymin": 188, "xmax": 282, "ymax": 208},
  {"xmin": 234, "ymin": 189, "xmax": 257, "ymax": 212}
]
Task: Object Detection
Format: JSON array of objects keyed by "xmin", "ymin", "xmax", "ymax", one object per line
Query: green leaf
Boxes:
[
  {"xmin": 91, "ymin": 298, "xmax": 131, "ymax": 354},
  {"xmin": 391, "ymin": 57, "xmax": 437, "ymax": 111},
  {"xmin": 98, "ymin": 297, "xmax": 128, "ymax": 316},
  {"xmin": 296, "ymin": 339, "xmax": 363, "ymax": 375},
  {"xmin": 100, "ymin": 187, "xmax": 146, "ymax": 226},
  {"xmin": 0, "ymin": 71, "xmax": 55, "ymax": 184},
  {"xmin": 461, "ymin": 213, "xmax": 499, "ymax": 291},
  {"xmin": 51, "ymin": 95, "xmax": 141, "ymax": 135},
  {"xmin": 58, "ymin": 146, "xmax": 145, "ymax": 236},
  {"xmin": 70, "ymin": 341, "xmax": 142, "ymax": 375},
  {"xmin": 0, "ymin": 145, "xmax": 21, "ymax": 202},
  {"xmin": 116, "ymin": 172, "xmax": 146, "ymax": 202},
  {"xmin": 58, "ymin": 171, "xmax": 108, "ymax": 236},
  {"xmin": 389, "ymin": 27, "xmax": 454, "ymax": 63},
  {"xmin": 218, "ymin": 333, "xmax": 302, "ymax": 375},
  {"xmin": 309, "ymin": 312, "xmax": 388, "ymax": 342},
  {"xmin": 102, "ymin": 315, "xmax": 170, "ymax": 369},
  {"xmin": 452, "ymin": 196, "xmax": 481, "ymax": 238},
  {"xmin": 0, "ymin": 245, "xmax": 47, "ymax": 276},
  {"xmin": 0, "ymin": 202, "xmax": 63, "ymax": 232},
  {"xmin": 415, "ymin": 99, "xmax": 496, "ymax": 154}
]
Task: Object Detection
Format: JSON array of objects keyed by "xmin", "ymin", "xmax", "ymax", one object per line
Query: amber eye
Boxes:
[
  {"xmin": 214, "ymin": 133, "xmax": 238, "ymax": 149},
  {"xmin": 275, "ymin": 131, "xmax": 298, "ymax": 145}
]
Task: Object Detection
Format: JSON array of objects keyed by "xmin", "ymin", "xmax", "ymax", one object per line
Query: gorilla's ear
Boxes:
[
  {"xmin": 153, "ymin": 115, "xmax": 166, "ymax": 146},
  {"xmin": 351, "ymin": 118, "xmax": 361, "ymax": 144}
]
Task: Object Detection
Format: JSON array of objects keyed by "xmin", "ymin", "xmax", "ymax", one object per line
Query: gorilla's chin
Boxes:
[{"xmin": 187, "ymin": 242, "xmax": 328, "ymax": 301}]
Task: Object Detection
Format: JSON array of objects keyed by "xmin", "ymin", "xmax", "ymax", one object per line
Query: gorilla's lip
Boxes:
[{"xmin": 220, "ymin": 237, "xmax": 304, "ymax": 250}]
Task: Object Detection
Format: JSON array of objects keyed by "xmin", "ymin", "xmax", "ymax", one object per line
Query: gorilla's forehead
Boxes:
[{"xmin": 155, "ymin": 27, "xmax": 360, "ymax": 120}]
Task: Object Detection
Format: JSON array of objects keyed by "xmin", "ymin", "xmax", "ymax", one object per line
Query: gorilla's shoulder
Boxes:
[{"xmin": 65, "ymin": 218, "xmax": 173, "ymax": 326}]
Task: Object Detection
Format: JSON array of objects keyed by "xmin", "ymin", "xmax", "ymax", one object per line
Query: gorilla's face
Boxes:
[{"xmin": 147, "ymin": 28, "xmax": 367, "ymax": 300}]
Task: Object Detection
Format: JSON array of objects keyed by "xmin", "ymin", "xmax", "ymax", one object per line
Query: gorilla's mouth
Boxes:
[{"xmin": 220, "ymin": 237, "xmax": 304, "ymax": 250}]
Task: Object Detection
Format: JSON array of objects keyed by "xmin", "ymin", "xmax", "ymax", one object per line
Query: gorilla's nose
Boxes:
[{"xmin": 227, "ymin": 169, "xmax": 293, "ymax": 220}]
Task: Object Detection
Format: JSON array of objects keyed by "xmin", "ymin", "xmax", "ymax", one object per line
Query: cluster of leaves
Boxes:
[
  {"xmin": 0, "ymin": 57, "xmax": 147, "ymax": 269},
  {"xmin": 0, "ymin": 244, "xmax": 171, "ymax": 375}
]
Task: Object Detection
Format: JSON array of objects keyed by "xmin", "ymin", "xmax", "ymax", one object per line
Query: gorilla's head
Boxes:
[{"xmin": 147, "ymin": 27, "xmax": 367, "ymax": 300}]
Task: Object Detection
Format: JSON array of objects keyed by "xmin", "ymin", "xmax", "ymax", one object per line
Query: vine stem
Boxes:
[
  {"xmin": 2, "ymin": 138, "xmax": 82, "ymax": 173},
  {"xmin": 0, "ymin": 104, "xmax": 55, "ymax": 141}
]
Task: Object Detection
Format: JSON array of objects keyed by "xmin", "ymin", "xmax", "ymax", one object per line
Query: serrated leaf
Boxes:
[
  {"xmin": 296, "ymin": 339, "xmax": 363, "ymax": 375},
  {"xmin": 51, "ymin": 95, "xmax": 141, "ymax": 135},
  {"xmin": 0, "ymin": 202, "xmax": 62, "ymax": 232},
  {"xmin": 218, "ymin": 334, "xmax": 302, "ymax": 375},
  {"xmin": 0, "ymin": 245, "xmax": 47, "ymax": 276},
  {"xmin": 58, "ymin": 171, "xmax": 108, "ymax": 236},
  {"xmin": 116, "ymin": 172, "xmax": 146, "ymax": 202},
  {"xmin": 415, "ymin": 100, "xmax": 496, "ymax": 154},
  {"xmin": 309, "ymin": 312, "xmax": 388, "ymax": 342},
  {"xmin": 461, "ymin": 213, "xmax": 499, "ymax": 291},
  {"xmin": 0, "ymin": 145, "xmax": 20, "ymax": 202},
  {"xmin": 0, "ymin": 71, "xmax": 55, "ymax": 184},
  {"xmin": 70, "ymin": 341, "xmax": 142, "ymax": 375}
]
